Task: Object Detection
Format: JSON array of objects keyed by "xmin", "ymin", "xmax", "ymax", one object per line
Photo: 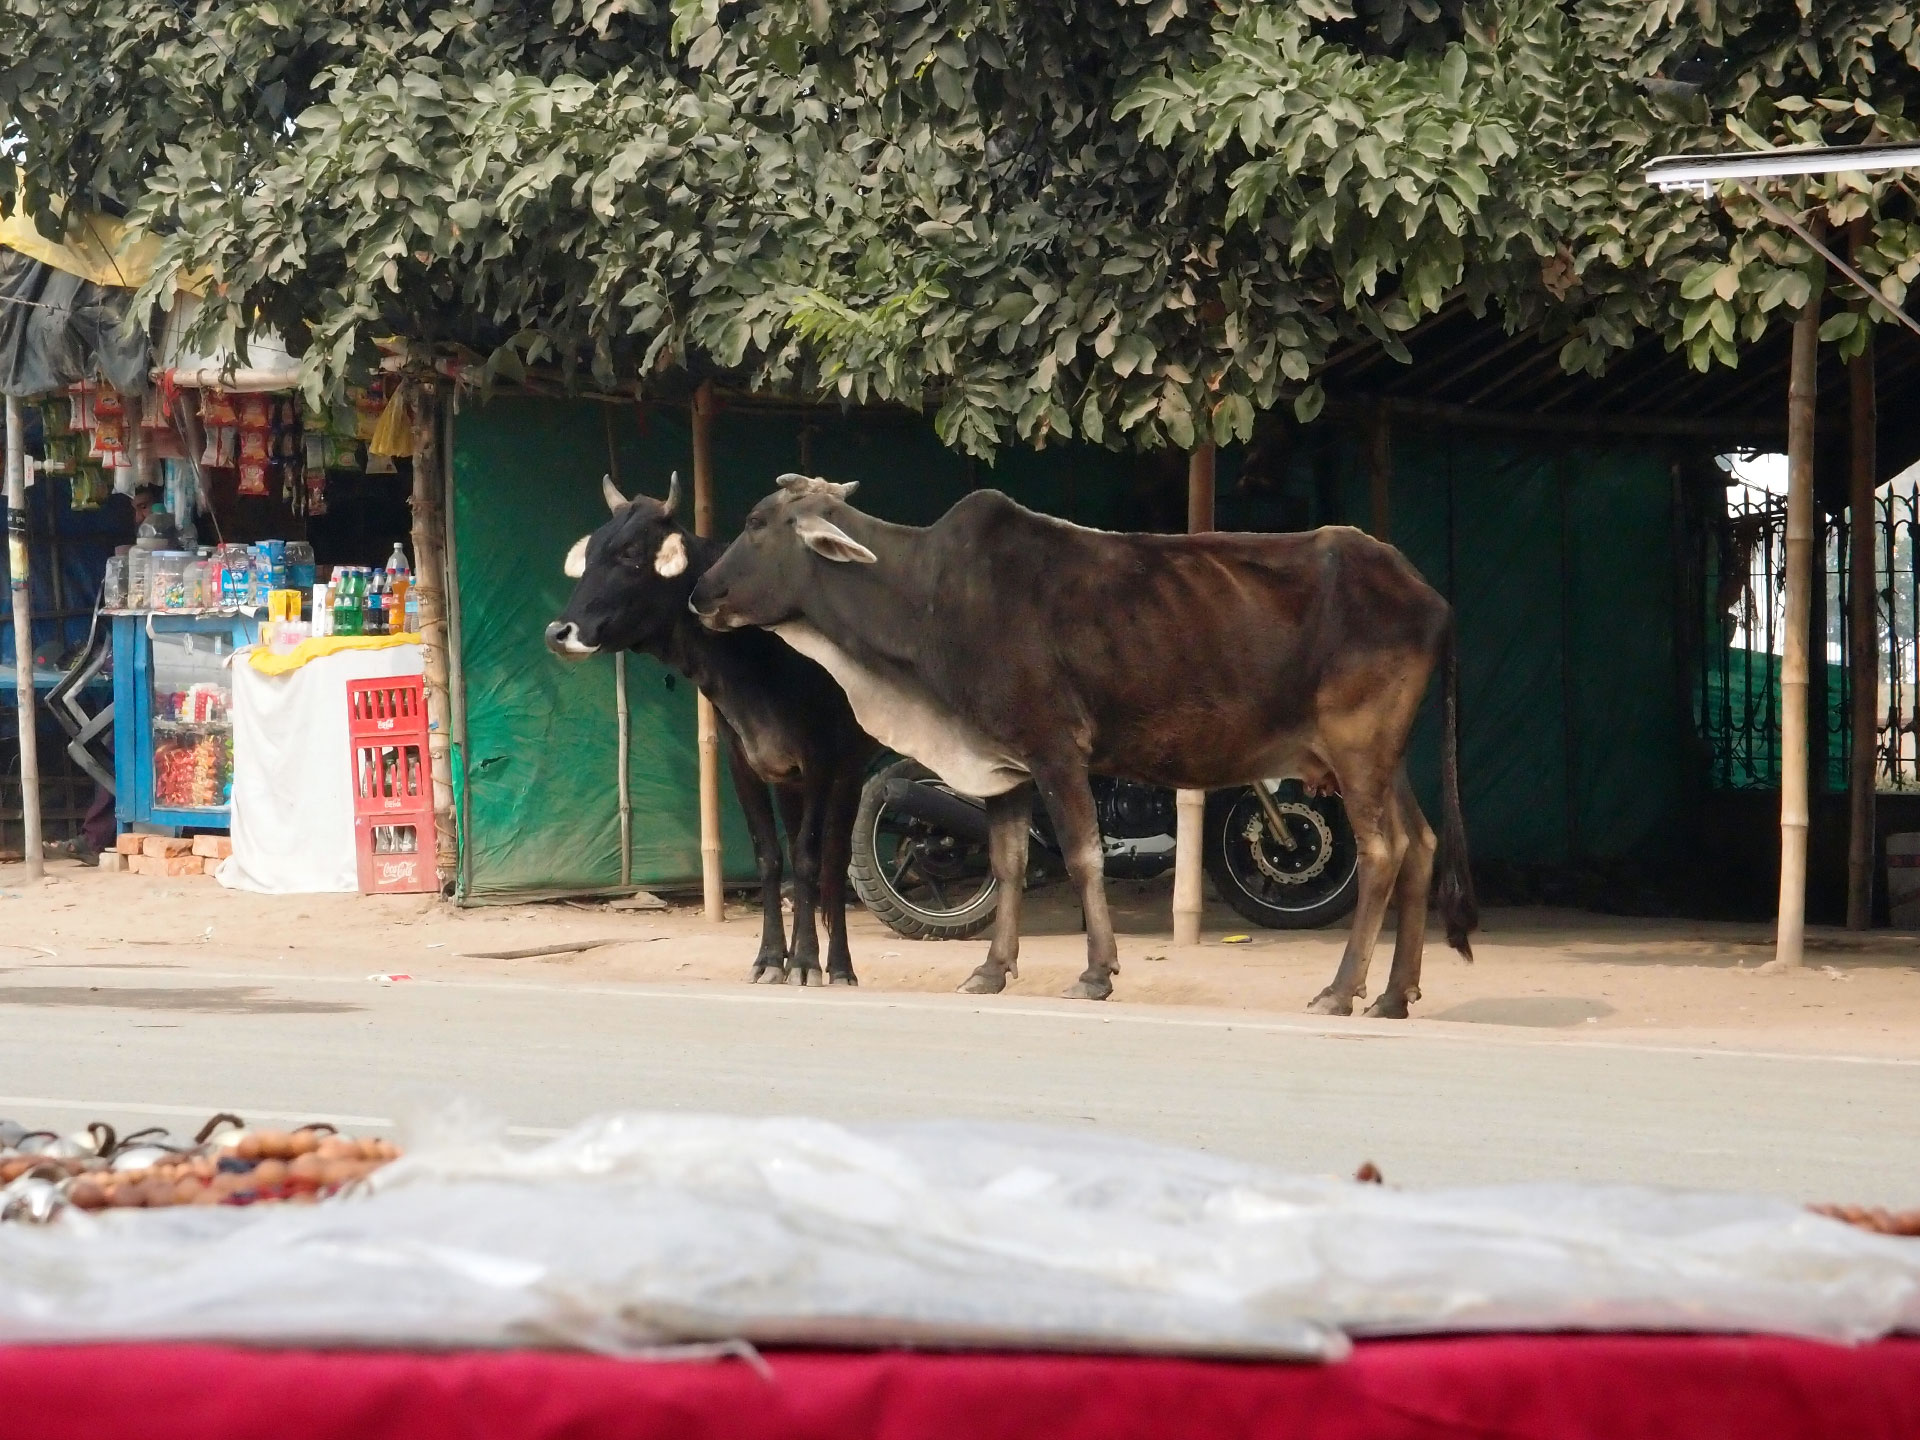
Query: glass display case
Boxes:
[{"xmin": 112, "ymin": 612, "xmax": 260, "ymax": 831}]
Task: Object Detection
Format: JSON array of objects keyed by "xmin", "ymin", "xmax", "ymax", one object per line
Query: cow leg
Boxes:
[
  {"xmin": 1365, "ymin": 770, "xmax": 1437, "ymax": 1020},
  {"xmin": 1306, "ymin": 762, "xmax": 1407, "ymax": 1017},
  {"xmin": 778, "ymin": 784, "xmax": 825, "ymax": 986},
  {"xmin": 821, "ymin": 762, "xmax": 864, "ymax": 986},
  {"xmin": 724, "ymin": 734, "xmax": 789, "ymax": 984},
  {"xmin": 960, "ymin": 785, "xmax": 1032, "ymax": 995},
  {"xmin": 1029, "ymin": 759, "xmax": 1119, "ymax": 1002}
]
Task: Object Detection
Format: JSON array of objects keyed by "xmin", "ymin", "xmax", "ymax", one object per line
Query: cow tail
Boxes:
[{"xmin": 1436, "ymin": 615, "xmax": 1478, "ymax": 959}]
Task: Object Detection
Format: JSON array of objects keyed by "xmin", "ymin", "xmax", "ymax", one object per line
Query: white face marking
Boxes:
[
  {"xmin": 653, "ymin": 531, "xmax": 688, "ymax": 578},
  {"xmin": 563, "ymin": 535, "xmax": 589, "ymax": 579},
  {"xmin": 773, "ymin": 622, "xmax": 1028, "ymax": 797}
]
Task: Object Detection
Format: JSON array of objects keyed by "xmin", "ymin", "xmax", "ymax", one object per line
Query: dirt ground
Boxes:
[{"xmin": 4, "ymin": 858, "xmax": 1917, "ymax": 1060}]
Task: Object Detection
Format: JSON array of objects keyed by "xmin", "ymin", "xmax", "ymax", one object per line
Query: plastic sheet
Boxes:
[
  {"xmin": 0, "ymin": 249, "xmax": 150, "ymax": 399},
  {"xmin": 0, "ymin": 1114, "xmax": 1916, "ymax": 1360}
]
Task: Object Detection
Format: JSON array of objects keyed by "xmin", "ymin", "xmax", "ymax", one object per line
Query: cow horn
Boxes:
[
  {"xmin": 602, "ymin": 474, "xmax": 629, "ymax": 513},
  {"xmin": 662, "ymin": 470, "xmax": 681, "ymax": 515},
  {"xmin": 773, "ymin": 473, "xmax": 857, "ymax": 501}
]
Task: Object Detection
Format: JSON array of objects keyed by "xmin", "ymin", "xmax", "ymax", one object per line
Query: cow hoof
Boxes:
[
  {"xmin": 959, "ymin": 969, "xmax": 1007, "ymax": 995},
  {"xmin": 829, "ymin": 972, "xmax": 858, "ymax": 987},
  {"xmin": 1362, "ymin": 993, "xmax": 1411, "ymax": 1020},
  {"xmin": 1306, "ymin": 988, "xmax": 1354, "ymax": 1016},
  {"xmin": 752, "ymin": 966, "xmax": 788, "ymax": 985},
  {"xmin": 793, "ymin": 967, "xmax": 823, "ymax": 987},
  {"xmin": 1061, "ymin": 978, "xmax": 1112, "ymax": 1001}
]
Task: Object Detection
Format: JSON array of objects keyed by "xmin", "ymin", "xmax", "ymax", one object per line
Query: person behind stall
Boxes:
[{"xmin": 58, "ymin": 484, "xmax": 165, "ymax": 865}]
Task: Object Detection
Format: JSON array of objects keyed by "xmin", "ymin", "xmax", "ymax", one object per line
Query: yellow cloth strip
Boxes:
[{"xmin": 247, "ymin": 633, "xmax": 423, "ymax": 676}]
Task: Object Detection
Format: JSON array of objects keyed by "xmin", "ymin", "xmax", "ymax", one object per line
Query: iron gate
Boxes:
[{"xmin": 1698, "ymin": 480, "xmax": 1920, "ymax": 792}]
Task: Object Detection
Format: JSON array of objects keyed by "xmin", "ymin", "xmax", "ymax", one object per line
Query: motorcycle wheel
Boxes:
[
  {"xmin": 1202, "ymin": 782, "xmax": 1360, "ymax": 930},
  {"xmin": 849, "ymin": 759, "xmax": 1001, "ymax": 941}
]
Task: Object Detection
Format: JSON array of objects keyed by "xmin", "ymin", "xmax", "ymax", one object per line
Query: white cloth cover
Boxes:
[
  {"xmin": 217, "ymin": 644, "xmax": 424, "ymax": 894},
  {"xmin": 1, "ymin": 1113, "xmax": 1918, "ymax": 1358}
]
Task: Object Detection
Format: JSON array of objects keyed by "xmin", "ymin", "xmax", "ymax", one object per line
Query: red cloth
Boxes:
[{"xmin": 5, "ymin": 1336, "xmax": 1919, "ymax": 1440}]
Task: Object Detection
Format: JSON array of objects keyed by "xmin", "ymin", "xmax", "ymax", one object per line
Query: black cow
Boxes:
[
  {"xmin": 545, "ymin": 474, "xmax": 876, "ymax": 985},
  {"xmin": 690, "ymin": 475, "xmax": 1476, "ymax": 1017}
]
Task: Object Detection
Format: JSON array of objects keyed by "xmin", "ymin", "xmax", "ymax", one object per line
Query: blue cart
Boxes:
[{"xmin": 112, "ymin": 611, "xmax": 260, "ymax": 834}]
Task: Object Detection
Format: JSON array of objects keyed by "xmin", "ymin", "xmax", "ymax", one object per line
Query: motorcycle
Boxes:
[{"xmin": 848, "ymin": 757, "xmax": 1360, "ymax": 941}]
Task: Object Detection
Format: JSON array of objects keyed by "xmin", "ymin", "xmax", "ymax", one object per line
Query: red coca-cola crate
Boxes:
[{"xmin": 346, "ymin": 676, "xmax": 437, "ymax": 894}]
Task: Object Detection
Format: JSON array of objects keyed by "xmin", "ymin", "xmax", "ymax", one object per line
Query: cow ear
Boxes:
[
  {"xmin": 794, "ymin": 514, "xmax": 877, "ymax": 564},
  {"xmin": 563, "ymin": 535, "xmax": 590, "ymax": 579},
  {"xmin": 653, "ymin": 531, "xmax": 688, "ymax": 578}
]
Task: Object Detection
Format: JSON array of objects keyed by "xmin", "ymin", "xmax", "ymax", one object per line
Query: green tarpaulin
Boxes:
[{"xmin": 451, "ymin": 397, "xmax": 1693, "ymax": 900}]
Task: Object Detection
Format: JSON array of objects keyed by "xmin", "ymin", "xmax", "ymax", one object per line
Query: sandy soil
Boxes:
[{"xmin": 3, "ymin": 859, "xmax": 1917, "ymax": 1059}]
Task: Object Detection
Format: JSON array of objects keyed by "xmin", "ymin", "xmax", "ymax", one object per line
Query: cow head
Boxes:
[
  {"xmin": 689, "ymin": 473, "xmax": 872, "ymax": 631},
  {"xmin": 544, "ymin": 472, "xmax": 693, "ymax": 659}
]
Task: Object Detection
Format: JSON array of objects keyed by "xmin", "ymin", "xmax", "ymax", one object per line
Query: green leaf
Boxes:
[
  {"xmin": 1212, "ymin": 393, "xmax": 1254, "ymax": 444},
  {"xmin": 1818, "ymin": 311, "xmax": 1860, "ymax": 343},
  {"xmin": 1680, "ymin": 265, "xmax": 1720, "ymax": 302},
  {"xmin": 1293, "ymin": 384, "xmax": 1325, "ymax": 424}
]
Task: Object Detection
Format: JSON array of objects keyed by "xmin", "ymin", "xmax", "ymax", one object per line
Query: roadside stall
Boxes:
[{"xmin": 55, "ymin": 300, "xmax": 426, "ymax": 885}]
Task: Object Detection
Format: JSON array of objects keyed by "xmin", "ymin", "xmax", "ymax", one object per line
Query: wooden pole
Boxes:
[
  {"xmin": 1777, "ymin": 284, "xmax": 1824, "ymax": 968},
  {"xmin": 408, "ymin": 382, "xmax": 458, "ymax": 889},
  {"xmin": 692, "ymin": 381, "xmax": 724, "ymax": 922},
  {"xmin": 6, "ymin": 395, "xmax": 41, "ymax": 880},
  {"xmin": 1847, "ymin": 330, "xmax": 1878, "ymax": 928},
  {"xmin": 1367, "ymin": 403, "xmax": 1392, "ymax": 540},
  {"xmin": 603, "ymin": 406, "xmax": 634, "ymax": 889},
  {"xmin": 1173, "ymin": 442, "xmax": 1216, "ymax": 946}
]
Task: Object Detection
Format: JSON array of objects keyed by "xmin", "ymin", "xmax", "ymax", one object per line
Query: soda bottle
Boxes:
[
  {"xmin": 384, "ymin": 542, "xmax": 411, "ymax": 617},
  {"xmin": 334, "ymin": 569, "xmax": 363, "ymax": 637},
  {"xmin": 364, "ymin": 570, "xmax": 386, "ymax": 637}
]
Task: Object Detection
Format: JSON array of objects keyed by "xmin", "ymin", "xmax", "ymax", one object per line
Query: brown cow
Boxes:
[{"xmin": 690, "ymin": 477, "xmax": 1476, "ymax": 1016}]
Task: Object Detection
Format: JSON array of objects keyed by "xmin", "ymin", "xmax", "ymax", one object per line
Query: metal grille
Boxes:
[{"xmin": 1698, "ymin": 476, "xmax": 1920, "ymax": 791}]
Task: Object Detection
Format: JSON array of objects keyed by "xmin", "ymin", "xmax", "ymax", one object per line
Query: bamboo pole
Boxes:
[
  {"xmin": 1173, "ymin": 443, "xmax": 1216, "ymax": 947},
  {"xmin": 1367, "ymin": 403, "xmax": 1392, "ymax": 540},
  {"xmin": 603, "ymin": 405, "xmax": 634, "ymax": 889},
  {"xmin": 692, "ymin": 381, "xmax": 723, "ymax": 922},
  {"xmin": 1777, "ymin": 285, "xmax": 1824, "ymax": 968},
  {"xmin": 408, "ymin": 382, "xmax": 458, "ymax": 889},
  {"xmin": 1847, "ymin": 331, "xmax": 1878, "ymax": 929},
  {"xmin": 439, "ymin": 396, "xmax": 471, "ymax": 896},
  {"xmin": 6, "ymin": 395, "xmax": 41, "ymax": 880}
]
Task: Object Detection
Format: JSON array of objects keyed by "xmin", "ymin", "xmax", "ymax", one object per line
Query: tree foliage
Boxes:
[{"xmin": 0, "ymin": 0, "xmax": 1915, "ymax": 456}]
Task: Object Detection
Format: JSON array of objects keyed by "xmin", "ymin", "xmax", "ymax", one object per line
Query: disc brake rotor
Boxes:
[{"xmin": 1241, "ymin": 802, "xmax": 1334, "ymax": 886}]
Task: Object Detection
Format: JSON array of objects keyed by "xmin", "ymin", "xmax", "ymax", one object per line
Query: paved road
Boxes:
[{"xmin": 3, "ymin": 961, "xmax": 1916, "ymax": 1202}]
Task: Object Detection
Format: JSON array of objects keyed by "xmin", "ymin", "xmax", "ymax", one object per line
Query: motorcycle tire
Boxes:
[
  {"xmin": 849, "ymin": 759, "xmax": 1001, "ymax": 941},
  {"xmin": 1202, "ymin": 783, "xmax": 1360, "ymax": 930}
]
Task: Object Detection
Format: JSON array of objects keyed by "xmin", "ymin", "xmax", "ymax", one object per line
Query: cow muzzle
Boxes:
[
  {"xmin": 544, "ymin": 621, "xmax": 600, "ymax": 657},
  {"xmin": 687, "ymin": 585, "xmax": 739, "ymax": 629}
]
